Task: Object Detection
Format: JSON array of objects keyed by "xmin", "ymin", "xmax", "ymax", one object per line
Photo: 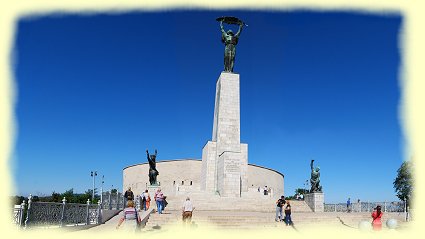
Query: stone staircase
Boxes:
[
  {"xmin": 144, "ymin": 210, "xmax": 407, "ymax": 231},
  {"xmin": 161, "ymin": 191, "xmax": 312, "ymax": 212},
  {"xmin": 145, "ymin": 210, "xmax": 283, "ymax": 231}
]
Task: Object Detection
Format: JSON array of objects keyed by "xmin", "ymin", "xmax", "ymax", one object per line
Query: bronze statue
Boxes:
[
  {"xmin": 146, "ymin": 149, "xmax": 159, "ymax": 185},
  {"xmin": 216, "ymin": 16, "xmax": 246, "ymax": 72},
  {"xmin": 310, "ymin": 159, "xmax": 322, "ymax": 192}
]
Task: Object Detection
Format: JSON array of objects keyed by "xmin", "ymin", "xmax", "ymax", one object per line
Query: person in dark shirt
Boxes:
[
  {"xmin": 124, "ymin": 187, "xmax": 134, "ymax": 208},
  {"xmin": 275, "ymin": 195, "xmax": 286, "ymax": 222},
  {"xmin": 284, "ymin": 201, "xmax": 293, "ymax": 226}
]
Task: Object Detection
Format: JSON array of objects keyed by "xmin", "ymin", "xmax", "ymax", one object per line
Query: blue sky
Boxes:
[{"xmin": 12, "ymin": 10, "xmax": 403, "ymax": 203}]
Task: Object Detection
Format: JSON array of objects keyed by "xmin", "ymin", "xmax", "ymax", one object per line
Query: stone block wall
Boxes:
[{"xmin": 305, "ymin": 192, "xmax": 324, "ymax": 212}]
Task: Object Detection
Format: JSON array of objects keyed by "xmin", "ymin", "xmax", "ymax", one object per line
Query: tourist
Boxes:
[
  {"xmin": 275, "ymin": 195, "xmax": 285, "ymax": 222},
  {"xmin": 284, "ymin": 201, "xmax": 293, "ymax": 226},
  {"xmin": 140, "ymin": 192, "xmax": 146, "ymax": 211},
  {"xmin": 371, "ymin": 205, "xmax": 383, "ymax": 231},
  {"xmin": 141, "ymin": 190, "xmax": 150, "ymax": 211},
  {"xmin": 144, "ymin": 190, "xmax": 151, "ymax": 210},
  {"xmin": 264, "ymin": 186, "xmax": 268, "ymax": 195},
  {"xmin": 163, "ymin": 196, "xmax": 168, "ymax": 213},
  {"xmin": 182, "ymin": 197, "xmax": 195, "ymax": 225},
  {"xmin": 154, "ymin": 188, "xmax": 165, "ymax": 214},
  {"xmin": 346, "ymin": 197, "xmax": 351, "ymax": 213},
  {"xmin": 357, "ymin": 199, "xmax": 361, "ymax": 212},
  {"xmin": 300, "ymin": 194, "xmax": 304, "ymax": 200},
  {"xmin": 124, "ymin": 187, "xmax": 134, "ymax": 208},
  {"xmin": 116, "ymin": 200, "xmax": 141, "ymax": 232}
]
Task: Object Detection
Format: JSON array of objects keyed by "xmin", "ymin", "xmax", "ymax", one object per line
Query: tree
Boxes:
[
  {"xmin": 61, "ymin": 188, "xmax": 74, "ymax": 202},
  {"xmin": 393, "ymin": 161, "xmax": 413, "ymax": 206},
  {"xmin": 51, "ymin": 191, "xmax": 61, "ymax": 202},
  {"xmin": 295, "ymin": 188, "xmax": 307, "ymax": 195}
]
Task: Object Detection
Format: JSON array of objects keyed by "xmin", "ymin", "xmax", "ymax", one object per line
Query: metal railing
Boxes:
[
  {"xmin": 323, "ymin": 200, "xmax": 410, "ymax": 221},
  {"xmin": 324, "ymin": 201, "xmax": 406, "ymax": 213},
  {"xmin": 101, "ymin": 191, "xmax": 124, "ymax": 210},
  {"xmin": 13, "ymin": 194, "xmax": 102, "ymax": 229}
]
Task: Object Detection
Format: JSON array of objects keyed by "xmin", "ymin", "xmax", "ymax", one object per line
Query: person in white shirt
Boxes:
[{"xmin": 182, "ymin": 197, "xmax": 195, "ymax": 224}]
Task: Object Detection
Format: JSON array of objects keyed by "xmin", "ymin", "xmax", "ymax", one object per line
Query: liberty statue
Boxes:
[{"xmin": 217, "ymin": 16, "xmax": 247, "ymax": 72}]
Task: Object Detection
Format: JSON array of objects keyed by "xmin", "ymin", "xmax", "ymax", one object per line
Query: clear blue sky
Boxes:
[{"xmin": 12, "ymin": 10, "xmax": 403, "ymax": 203}]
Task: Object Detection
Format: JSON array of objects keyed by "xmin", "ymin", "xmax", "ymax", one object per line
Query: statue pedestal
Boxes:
[
  {"xmin": 305, "ymin": 192, "xmax": 324, "ymax": 212},
  {"xmin": 147, "ymin": 185, "xmax": 160, "ymax": 197},
  {"xmin": 200, "ymin": 72, "xmax": 248, "ymax": 197}
]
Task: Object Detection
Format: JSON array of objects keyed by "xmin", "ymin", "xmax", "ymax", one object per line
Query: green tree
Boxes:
[
  {"xmin": 393, "ymin": 161, "xmax": 413, "ymax": 206},
  {"xmin": 294, "ymin": 188, "xmax": 308, "ymax": 195},
  {"xmin": 11, "ymin": 196, "xmax": 25, "ymax": 206},
  {"xmin": 61, "ymin": 188, "xmax": 75, "ymax": 202},
  {"xmin": 51, "ymin": 191, "xmax": 61, "ymax": 202}
]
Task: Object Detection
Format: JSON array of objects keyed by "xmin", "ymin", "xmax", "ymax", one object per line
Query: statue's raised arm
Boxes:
[
  {"xmin": 146, "ymin": 149, "xmax": 150, "ymax": 161},
  {"xmin": 220, "ymin": 21, "xmax": 226, "ymax": 35},
  {"xmin": 310, "ymin": 159, "xmax": 314, "ymax": 171},
  {"xmin": 235, "ymin": 23, "xmax": 243, "ymax": 38}
]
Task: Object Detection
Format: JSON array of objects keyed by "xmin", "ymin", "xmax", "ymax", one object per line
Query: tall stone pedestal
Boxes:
[
  {"xmin": 305, "ymin": 192, "xmax": 324, "ymax": 212},
  {"xmin": 200, "ymin": 72, "xmax": 248, "ymax": 197}
]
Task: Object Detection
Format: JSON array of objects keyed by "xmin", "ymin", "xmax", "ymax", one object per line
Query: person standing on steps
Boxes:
[
  {"xmin": 284, "ymin": 201, "xmax": 293, "ymax": 226},
  {"xmin": 182, "ymin": 197, "xmax": 195, "ymax": 225},
  {"xmin": 143, "ymin": 189, "xmax": 151, "ymax": 210},
  {"xmin": 124, "ymin": 187, "xmax": 134, "ymax": 210},
  {"xmin": 154, "ymin": 188, "xmax": 165, "ymax": 214},
  {"xmin": 275, "ymin": 195, "xmax": 285, "ymax": 222}
]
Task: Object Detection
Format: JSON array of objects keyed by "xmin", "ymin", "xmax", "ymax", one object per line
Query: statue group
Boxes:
[
  {"xmin": 310, "ymin": 159, "xmax": 322, "ymax": 193},
  {"xmin": 146, "ymin": 149, "xmax": 159, "ymax": 185}
]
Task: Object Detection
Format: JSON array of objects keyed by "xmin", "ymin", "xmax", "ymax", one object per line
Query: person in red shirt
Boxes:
[{"xmin": 371, "ymin": 205, "xmax": 383, "ymax": 231}]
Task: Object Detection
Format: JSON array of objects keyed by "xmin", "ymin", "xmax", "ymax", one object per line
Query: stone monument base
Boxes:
[
  {"xmin": 305, "ymin": 192, "xmax": 324, "ymax": 212},
  {"xmin": 147, "ymin": 185, "xmax": 160, "ymax": 196}
]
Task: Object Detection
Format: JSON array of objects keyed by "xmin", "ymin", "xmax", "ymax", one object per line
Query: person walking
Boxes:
[
  {"xmin": 154, "ymin": 188, "xmax": 165, "ymax": 214},
  {"xmin": 357, "ymin": 199, "xmax": 361, "ymax": 212},
  {"xmin": 140, "ymin": 191, "xmax": 146, "ymax": 211},
  {"xmin": 346, "ymin": 198, "xmax": 351, "ymax": 213},
  {"xmin": 284, "ymin": 201, "xmax": 293, "ymax": 226},
  {"xmin": 124, "ymin": 187, "xmax": 134, "ymax": 209},
  {"xmin": 182, "ymin": 197, "xmax": 195, "ymax": 225},
  {"xmin": 371, "ymin": 205, "xmax": 383, "ymax": 231},
  {"xmin": 116, "ymin": 200, "xmax": 141, "ymax": 232},
  {"xmin": 143, "ymin": 190, "xmax": 151, "ymax": 210},
  {"xmin": 275, "ymin": 195, "xmax": 285, "ymax": 222}
]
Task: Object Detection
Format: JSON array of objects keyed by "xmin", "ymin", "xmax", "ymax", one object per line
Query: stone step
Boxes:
[
  {"xmin": 145, "ymin": 210, "xmax": 406, "ymax": 230},
  {"xmin": 155, "ymin": 199, "xmax": 312, "ymax": 212}
]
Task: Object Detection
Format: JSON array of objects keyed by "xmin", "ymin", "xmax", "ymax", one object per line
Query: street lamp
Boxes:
[
  {"xmin": 100, "ymin": 175, "xmax": 104, "ymax": 204},
  {"xmin": 90, "ymin": 171, "xmax": 97, "ymax": 200},
  {"xmin": 305, "ymin": 179, "xmax": 309, "ymax": 194}
]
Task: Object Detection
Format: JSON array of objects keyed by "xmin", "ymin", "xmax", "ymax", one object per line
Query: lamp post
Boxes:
[
  {"xmin": 90, "ymin": 171, "xmax": 97, "ymax": 201},
  {"xmin": 100, "ymin": 175, "xmax": 104, "ymax": 204},
  {"xmin": 304, "ymin": 180, "xmax": 309, "ymax": 194}
]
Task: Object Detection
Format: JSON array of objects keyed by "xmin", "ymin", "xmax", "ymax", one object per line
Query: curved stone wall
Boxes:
[{"xmin": 123, "ymin": 159, "xmax": 284, "ymax": 197}]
